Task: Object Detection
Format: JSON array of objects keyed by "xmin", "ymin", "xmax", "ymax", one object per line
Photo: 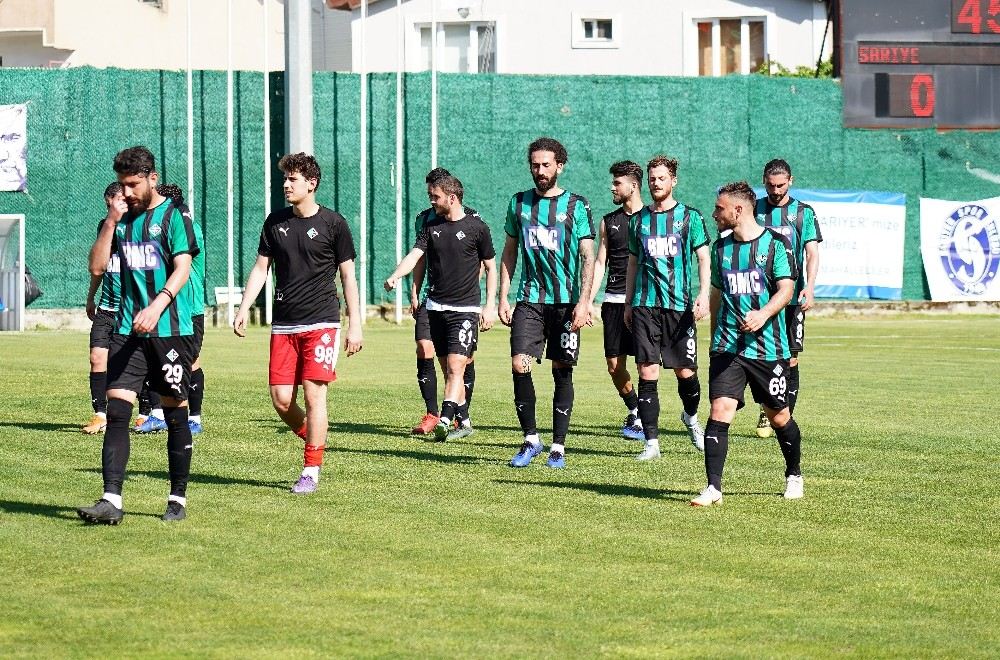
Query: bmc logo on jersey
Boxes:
[
  {"xmin": 644, "ymin": 234, "xmax": 681, "ymax": 258},
  {"xmin": 722, "ymin": 268, "xmax": 765, "ymax": 296},
  {"xmin": 120, "ymin": 242, "xmax": 163, "ymax": 271},
  {"xmin": 771, "ymin": 225, "xmax": 793, "ymax": 236},
  {"xmin": 524, "ymin": 225, "xmax": 564, "ymax": 251},
  {"xmin": 938, "ymin": 204, "xmax": 1000, "ymax": 295}
]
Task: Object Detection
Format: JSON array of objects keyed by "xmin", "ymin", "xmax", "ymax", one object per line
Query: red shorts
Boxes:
[{"xmin": 269, "ymin": 327, "xmax": 340, "ymax": 385}]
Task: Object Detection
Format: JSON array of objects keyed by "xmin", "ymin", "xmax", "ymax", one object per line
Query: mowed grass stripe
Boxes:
[{"xmin": 0, "ymin": 316, "xmax": 997, "ymax": 657}]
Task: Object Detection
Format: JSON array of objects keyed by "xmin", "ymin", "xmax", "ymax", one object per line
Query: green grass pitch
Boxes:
[{"xmin": 1, "ymin": 316, "xmax": 998, "ymax": 657}]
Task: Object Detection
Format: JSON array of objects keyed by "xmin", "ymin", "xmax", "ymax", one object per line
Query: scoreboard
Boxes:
[{"xmin": 841, "ymin": 0, "xmax": 1000, "ymax": 128}]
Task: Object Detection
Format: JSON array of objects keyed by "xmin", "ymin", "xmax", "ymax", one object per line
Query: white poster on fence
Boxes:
[
  {"xmin": 920, "ymin": 195, "xmax": 1000, "ymax": 301},
  {"xmin": 754, "ymin": 188, "xmax": 907, "ymax": 299},
  {"xmin": 0, "ymin": 104, "xmax": 27, "ymax": 192}
]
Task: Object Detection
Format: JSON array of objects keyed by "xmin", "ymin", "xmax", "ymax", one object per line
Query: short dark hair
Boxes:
[
  {"xmin": 104, "ymin": 182, "xmax": 122, "ymax": 199},
  {"xmin": 763, "ymin": 158, "xmax": 792, "ymax": 178},
  {"xmin": 646, "ymin": 155, "xmax": 678, "ymax": 178},
  {"xmin": 609, "ymin": 161, "xmax": 643, "ymax": 187},
  {"xmin": 278, "ymin": 152, "xmax": 322, "ymax": 189},
  {"xmin": 156, "ymin": 183, "xmax": 185, "ymax": 206},
  {"xmin": 528, "ymin": 137, "xmax": 568, "ymax": 164},
  {"xmin": 425, "ymin": 167, "xmax": 452, "ymax": 185},
  {"xmin": 434, "ymin": 175, "xmax": 464, "ymax": 203},
  {"xmin": 718, "ymin": 181, "xmax": 757, "ymax": 207},
  {"xmin": 113, "ymin": 146, "xmax": 156, "ymax": 176}
]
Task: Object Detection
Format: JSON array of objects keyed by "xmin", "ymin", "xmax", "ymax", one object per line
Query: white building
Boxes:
[
  {"xmin": 0, "ymin": 0, "xmax": 351, "ymax": 72},
  {"xmin": 326, "ymin": 0, "xmax": 833, "ymax": 77}
]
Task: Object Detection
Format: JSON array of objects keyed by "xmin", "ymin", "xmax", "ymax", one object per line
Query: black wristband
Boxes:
[{"xmin": 159, "ymin": 288, "xmax": 175, "ymax": 302}]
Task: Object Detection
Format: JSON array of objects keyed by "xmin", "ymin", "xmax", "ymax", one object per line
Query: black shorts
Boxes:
[
  {"xmin": 89, "ymin": 308, "xmax": 117, "ymax": 350},
  {"xmin": 414, "ymin": 301, "xmax": 432, "ymax": 342},
  {"xmin": 630, "ymin": 307, "xmax": 697, "ymax": 369},
  {"xmin": 192, "ymin": 313, "xmax": 205, "ymax": 357},
  {"xmin": 786, "ymin": 305, "xmax": 805, "ymax": 355},
  {"xmin": 107, "ymin": 333, "xmax": 197, "ymax": 401},
  {"xmin": 708, "ymin": 352, "xmax": 791, "ymax": 411},
  {"xmin": 510, "ymin": 302, "xmax": 579, "ymax": 365},
  {"xmin": 428, "ymin": 309, "xmax": 479, "ymax": 358},
  {"xmin": 601, "ymin": 302, "xmax": 634, "ymax": 358}
]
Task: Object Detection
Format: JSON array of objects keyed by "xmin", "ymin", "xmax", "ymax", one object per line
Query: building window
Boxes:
[
  {"xmin": 571, "ymin": 13, "xmax": 620, "ymax": 49},
  {"xmin": 419, "ymin": 21, "xmax": 496, "ymax": 73},
  {"xmin": 696, "ymin": 17, "xmax": 766, "ymax": 76}
]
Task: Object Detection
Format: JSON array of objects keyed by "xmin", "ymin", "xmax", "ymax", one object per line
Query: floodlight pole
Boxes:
[
  {"xmin": 394, "ymin": 0, "xmax": 404, "ymax": 324},
  {"xmin": 263, "ymin": 0, "xmax": 273, "ymax": 325},
  {"xmin": 359, "ymin": 0, "xmax": 368, "ymax": 323},
  {"xmin": 186, "ymin": 0, "xmax": 194, "ymax": 214},
  {"xmin": 431, "ymin": 0, "xmax": 438, "ymax": 168},
  {"xmin": 226, "ymin": 0, "xmax": 235, "ymax": 327},
  {"xmin": 284, "ymin": 0, "xmax": 314, "ymax": 153}
]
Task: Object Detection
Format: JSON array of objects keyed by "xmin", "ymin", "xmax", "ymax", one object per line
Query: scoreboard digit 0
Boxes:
[{"xmin": 842, "ymin": 0, "xmax": 1000, "ymax": 128}]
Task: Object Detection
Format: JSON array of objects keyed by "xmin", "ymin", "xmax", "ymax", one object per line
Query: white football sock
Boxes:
[{"xmin": 102, "ymin": 492, "xmax": 123, "ymax": 509}]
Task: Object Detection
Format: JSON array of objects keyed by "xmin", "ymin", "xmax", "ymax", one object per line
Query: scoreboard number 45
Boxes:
[{"xmin": 953, "ymin": 0, "xmax": 1000, "ymax": 33}]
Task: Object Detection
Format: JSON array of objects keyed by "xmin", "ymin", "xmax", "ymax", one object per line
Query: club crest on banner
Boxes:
[{"xmin": 937, "ymin": 205, "xmax": 1000, "ymax": 295}]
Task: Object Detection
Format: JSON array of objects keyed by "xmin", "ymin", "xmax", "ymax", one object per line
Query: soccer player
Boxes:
[
  {"xmin": 588, "ymin": 161, "xmax": 644, "ymax": 441},
  {"xmin": 384, "ymin": 174, "xmax": 497, "ymax": 441},
  {"xmin": 500, "ymin": 137, "xmax": 595, "ymax": 469},
  {"xmin": 82, "ymin": 182, "xmax": 124, "ymax": 435},
  {"xmin": 409, "ymin": 167, "xmax": 481, "ymax": 436},
  {"xmin": 77, "ymin": 146, "xmax": 201, "ymax": 524},
  {"xmin": 623, "ymin": 156, "xmax": 709, "ymax": 461},
  {"xmin": 134, "ymin": 184, "xmax": 206, "ymax": 435},
  {"xmin": 233, "ymin": 152, "xmax": 363, "ymax": 495},
  {"xmin": 753, "ymin": 159, "xmax": 822, "ymax": 438},
  {"xmin": 691, "ymin": 181, "xmax": 801, "ymax": 507}
]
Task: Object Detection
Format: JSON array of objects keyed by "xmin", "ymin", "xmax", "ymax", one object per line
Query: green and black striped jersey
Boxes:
[
  {"xmin": 710, "ymin": 228, "xmax": 793, "ymax": 360},
  {"xmin": 95, "ymin": 219, "xmax": 121, "ymax": 311},
  {"xmin": 755, "ymin": 197, "xmax": 822, "ymax": 299},
  {"xmin": 504, "ymin": 189, "xmax": 594, "ymax": 305},
  {"xmin": 414, "ymin": 205, "xmax": 478, "ymax": 298},
  {"xmin": 627, "ymin": 202, "xmax": 710, "ymax": 310},
  {"xmin": 113, "ymin": 200, "xmax": 200, "ymax": 337},
  {"xmin": 188, "ymin": 217, "xmax": 206, "ymax": 315}
]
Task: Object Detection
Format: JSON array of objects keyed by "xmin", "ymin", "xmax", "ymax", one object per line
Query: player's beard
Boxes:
[
  {"xmin": 650, "ymin": 188, "xmax": 671, "ymax": 204},
  {"xmin": 533, "ymin": 173, "xmax": 557, "ymax": 193},
  {"xmin": 126, "ymin": 187, "xmax": 153, "ymax": 213},
  {"xmin": 612, "ymin": 191, "xmax": 627, "ymax": 205}
]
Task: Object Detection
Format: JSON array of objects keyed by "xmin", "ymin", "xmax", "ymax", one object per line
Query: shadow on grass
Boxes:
[
  {"xmin": 332, "ymin": 445, "xmax": 484, "ymax": 465},
  {"xmin": 250, "ymin": 419, "xmax": 404, "ymax": 437},
  {"xmin": 486, "ymin": 424, "xmax": 688, "ymax": 441},
  {"xmin": 0, "ymin": 499, "xmax": 162, "ymax": 520},
  {"xmin": 75, "ymin": 468, "xmax": 288, "ymax": 491},
  {"xmin": 474, "ymin": 440, "xmax": 624, "ymax": 458},
  {"xmin": 0, "ymin": 420, "xmax": 82, "ymax": 433},
  {"xmin": 494, "ymin": 478, "xmax": 692, "ymax": 501},
  {"xmin": 496, "ymin": 479, "xmax": 777, "ymax": 501}
]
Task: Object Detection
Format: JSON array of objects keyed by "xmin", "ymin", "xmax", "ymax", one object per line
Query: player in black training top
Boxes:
[
  {"xmin": 234, "ymin": 152, "xmax": 364, "ymax": 495},
  {"xmin": 587, "ymin": 161, "xmax": 645, "ymax": 442},
  {"xmin": 408, "ymin": 167, "xmax": 482, "ymax": 437},
  {"xmin": 385, "ymin": 174, "xmax": 498, "ymax": 442}
]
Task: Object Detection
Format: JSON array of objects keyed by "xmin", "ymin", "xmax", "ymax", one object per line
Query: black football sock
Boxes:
[
  {"xmin": 552, "ymin": 367, "xmax": 574, "ymax": 446},
  {"xmin": 704, "ymin": 419, "xmax": 731, "ymax": 491},
  {"xmin": 90, "ymin": 372, "xmax": 107, "ymax": 414},
  {"xmin": 637, "ymin": 378, "xmax": 660, "ymax": 441},
  {"xmin": 147, "ymin": 389, "xmax": 162, "ymax": 416},
  {"xmin": 439, "ymin": 399, "xmax": 459, "ymax": 427},
  {"xmin": 677, "ymin": 373, "xmax": 701, "ymax": 417},
  {"xmin": 163, "ymin": 406, "xmax": 193, "ymax": 499},
  {"xmin": 787, "ymin": 364, "xmax": 800, "ymax": 414},
  {"xmin": 463, "ymin": 361, "xmax": 476, "ymax": 412},
  {"xmin": 417, "ymin": 358, "xmax": 438, "ymax": 415},
  {"xmin": 101, "ymin": 398, "xmax": 133, "ymax": 496},
  {"xmin": 138, "ymin": 382, "xmax": 152, "ymax": 417},
  {"xmin": 621, "ymin": 387, "xmax": 639, "ymax": 414},
  {"xmin": 189, "ymin": 368, "xmax": 205, "ymax": 417},
  {"xmin": 512, "ymin": 371, "xmax": 537, "ymax": 436},
  {"xmin": 774, "ymin": 417, "xmax": 802, "ymax": 477}
]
